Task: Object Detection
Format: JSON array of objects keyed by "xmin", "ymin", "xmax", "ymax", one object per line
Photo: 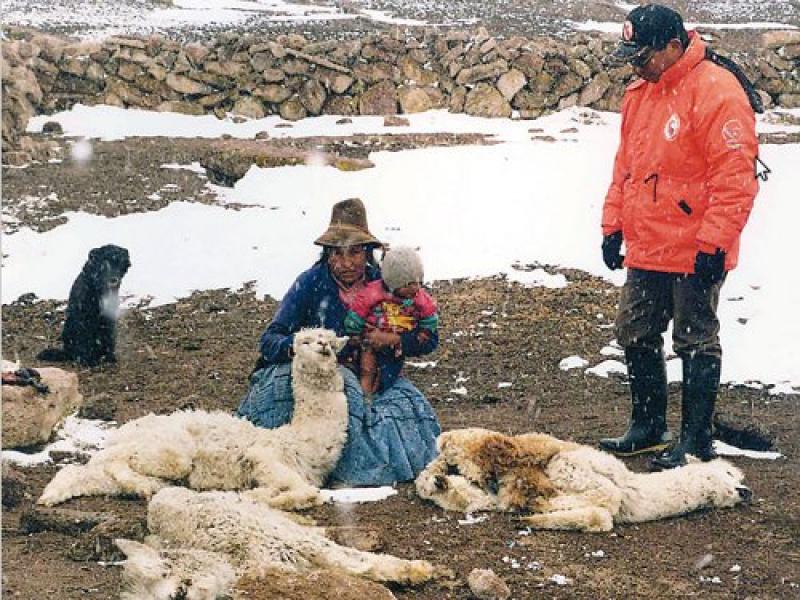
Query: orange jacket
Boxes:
[{"xmin": 602, "ymin": 33, "xmax": 759, "ymax": 273}]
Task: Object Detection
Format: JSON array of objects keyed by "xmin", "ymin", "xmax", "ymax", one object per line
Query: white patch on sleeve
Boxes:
[{"xmin": 722, "ymin": 119, "xmax": 744, "ymax": 149}]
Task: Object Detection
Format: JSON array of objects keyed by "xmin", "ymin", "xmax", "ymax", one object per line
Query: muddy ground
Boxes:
[{"xmin": 2, "ymin": 131, "xmax": 799, "ymax": 599}]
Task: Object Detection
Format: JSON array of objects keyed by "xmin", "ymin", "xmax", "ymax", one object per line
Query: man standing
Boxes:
[{"xmin": 598, "ymin": 4, "xmax": 760, "ymax": 469}]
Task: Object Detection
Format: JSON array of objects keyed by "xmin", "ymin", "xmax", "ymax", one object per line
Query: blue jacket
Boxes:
[{"xmin": 259, "ymin": 261, "xmax": 439, "ymax": 391}]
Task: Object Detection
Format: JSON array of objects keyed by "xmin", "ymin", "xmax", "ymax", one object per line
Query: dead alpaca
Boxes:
[
  {"xmin": 116, "ymin": 486, "xmax": 440, "ymax": 600},
  {"xmin": 37, "ymin": 244, "xmax": 131, "ymax": 366},
  {"xmin": 39, "ymin": 328, "xmax": 348, "ymax": 511},
  {"xmin": 416, "ymin": 428, "xmax": 751, "ymax": 532}
]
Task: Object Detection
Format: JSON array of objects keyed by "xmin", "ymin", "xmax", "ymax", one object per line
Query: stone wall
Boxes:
[{"xmin": 3, "ymin": 27, "xmax": 800, "ymax": 164}]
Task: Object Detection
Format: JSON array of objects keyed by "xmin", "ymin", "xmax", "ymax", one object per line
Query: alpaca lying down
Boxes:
[
  {"xmin": 416, "ymin": 428, "xmax": 751, "ymax": 532},
  {"xmin": 116, "ymin": 486, "xmax": 440, "ymax": 600},
  {"xmin": 39, "ymin": 328, "xmax": 348, "ymax": 510}
]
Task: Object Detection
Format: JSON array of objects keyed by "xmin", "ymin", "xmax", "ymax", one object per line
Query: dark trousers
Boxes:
[{"xmin": 615, "ymin": 269, "xmax": 724, "ymax": 359}]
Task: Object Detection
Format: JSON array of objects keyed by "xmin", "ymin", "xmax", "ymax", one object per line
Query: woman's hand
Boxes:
[{"xmin": 364, "ymin": 328, "xmax": 401, "ymax": 352}]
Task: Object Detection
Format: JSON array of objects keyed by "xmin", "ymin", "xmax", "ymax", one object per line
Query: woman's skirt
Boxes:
[{"xmin": 236, "ymin": 364, "xmax": 440, "ymax": 486}]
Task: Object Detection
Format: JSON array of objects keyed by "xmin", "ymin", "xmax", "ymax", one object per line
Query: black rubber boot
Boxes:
[
  {"xmin": 599, "ymin": 347, "xmax": 671, "ymax": 456},
  {"xmin": 651, "ymin": 353, "xmax": 720, "ymax": 470}
]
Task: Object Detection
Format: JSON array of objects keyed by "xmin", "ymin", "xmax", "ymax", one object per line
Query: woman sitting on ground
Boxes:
[{"xmin": 237, "ymin": 198, "xmax": 440, "ymax": 486}]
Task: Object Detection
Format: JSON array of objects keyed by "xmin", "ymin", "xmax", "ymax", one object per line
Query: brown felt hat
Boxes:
[{"xmin": 314, "ymin": 198, "xmax": 382, "ymax": 248}]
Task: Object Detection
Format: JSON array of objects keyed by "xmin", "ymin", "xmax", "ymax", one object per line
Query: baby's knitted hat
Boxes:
[{"xmin": 381, "ymin": 246, "xmax": 424, "ymax": 292}]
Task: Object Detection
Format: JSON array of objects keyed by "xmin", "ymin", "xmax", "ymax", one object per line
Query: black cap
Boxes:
[{"xmin": 611, "ymin": 4, "xmax": 687, "ymax": 63}]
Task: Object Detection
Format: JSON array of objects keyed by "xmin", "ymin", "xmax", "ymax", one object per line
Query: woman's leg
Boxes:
[
  {"xmin": 235, "ymin": 363, "xmax": 294, "ymax": 429},
  {"xmin": 328, "ymin": 370, "xmax": 440, "ymax": 486}
]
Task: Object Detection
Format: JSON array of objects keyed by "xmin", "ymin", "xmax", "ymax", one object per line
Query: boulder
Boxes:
[
  {"xmin": 761, "ymin": 30, "xmax": 800, "ymax": 49},
  {"xmin": 2, "ymin": 367, "xmax": 82, "ymax": 449},
  {"xmin": 232, "ymin": 96, "xmax": 267, "ymax": 119},
  {"xmin": 165, "ymin": 72, "xmax": 212, "ymax": 95},
  {"xmin": 496, "ymin": 69, "xmax": 527, "ymax": 101},
  {"xmin": 398, "ymin": 86, "xmax": 432, "ymax": 113},
  {"xmin": 464, "ymin": 83, "xmax": 511, "ymax": 118},
  {"xmin": 299, "ymin": 79, "xmax": 326, "ymax": 115},
  {"xmin": 467, "ymin": 568, "xmax": 511, "ymax": 600},
  {"xmin": 253, "ymin": 83, "xmax": 292, "ymax": 104},
  {"xmin": 279, "ymin": 97, "xmax": 307, "ymax": 121},
  {"xmin": 579, "ymin": 71, "xmax": 611, "ymax": 106},
  {"xmin": 359, "ymin": 81, "xmax": 398, "ymax": 115}
]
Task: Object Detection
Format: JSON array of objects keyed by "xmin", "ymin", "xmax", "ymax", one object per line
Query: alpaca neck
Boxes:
[{"xmin": 290, "ymin": 363, "xmax": 347, "ymax": 423}]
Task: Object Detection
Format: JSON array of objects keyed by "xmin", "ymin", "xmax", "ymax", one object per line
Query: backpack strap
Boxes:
[{"xmin": 704, "ymin": 47, "xmax": 764, "ymax": 114}]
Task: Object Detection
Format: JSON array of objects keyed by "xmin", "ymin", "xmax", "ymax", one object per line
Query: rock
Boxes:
[
  {"xmin": 157, "ymin": 100, "xmax": 206, "ymax": 115},
  {"xmin": 253, "ymin": 83, "xmax": 292, "ymax": 104},
  {"xmin": 279, "ymin": 97, "xmax": 307, "ymax": 121},
  {"xmin": 330, "ymin": 73, "xmax": 354, "ymax": 95},
  {"xmin": 20, "ymin": 507, "xmax": 112, "ymax": 536},
  {"xmin": 184, "ymin": 42, "xmax": 210, "ymax": 66},
  {"xmin": 233, "ymin": 567, "xmax": 397, "ymax": 600},
  {"xmin": 553, "ymin": 71, "xmax": 584, "ymax": 97},
  {"xmin": 2, "ymin": 151, "xmax": 32, "ymax": 166},
  {"xmin": 232, "ymin": 96, "xmax": 267, "ymax": 119},
  {"xmin": 262, "ymin": 67, "xmax": 285, "ymax": 83},
  {"xmin": 398, "ymin": 86, "xmax": 432, "ymax": 113},
  {"xmin": 578, "ymin": 71, "xmax": 611, "ymax": 106},
  {"xmin": 323, "ymin": 95, "xmax": 359, "ymax": 116},
  {"xmin": 464, "ymin": 83, "xmax": 511, "ymax": 118},
  {"xmin": 761, "ymin": 30, "xmax": 800, "ymax": 49},
  {"xmin": 335, "ymin": 118, "xmax": 352, "ymax": 125},
  {"xmin": 77, "ymin": 392, "xmax": 117, "ymax": 421},
  {"xmin": 2, "ymin": 367, "xmax": 82, "ymax": 449},
  {"xmin": 455, "ymin": 59, "xmax": 509, "ymax": 86},
  {"xmin": 2, "ymin": 462, "xmax": 26, "ymax": 509},
  {"xmin": 41, "ymin": 121, "xmax": 63, "ymax": 135},
  {"xmin": 467, "ymin": 568, "xmax": 511, "ymax": 600},
  {"xmin": 299, "ymin": 79, "xmax": 326, "ymax": 115},
  {"xmin": 384, "ymin": 115, "xmax": 410, "ymax": 127},
  {"xmin": 165, "ymin": 72, "xmax": 212, "ymax": 95},
  {"xmin": 783, "ymin": 43, "xmax": 800, "ymax": 60},
  {"xmin": 67, "ymin": 515, "xmax": 148, "ymax": 562},
  {"xmin": 353, "ymin": 62, "xmax": 394, "ymax": 84},
  {"xmin": 359, "ymin": 81, "xmax": 398, "ymax": 115},
  {"xmin": 778, "ymin": 93, "xmax": 800, "ymax": 108},
  {"xmin": 496, "ymin": 69, "xmax": 527, "ymax": 101}
]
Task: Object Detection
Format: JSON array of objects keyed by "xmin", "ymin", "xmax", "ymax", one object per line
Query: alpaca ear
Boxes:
[{"xmin": 335, "ymin": 336, "xmax": 348, "ymax": 352}]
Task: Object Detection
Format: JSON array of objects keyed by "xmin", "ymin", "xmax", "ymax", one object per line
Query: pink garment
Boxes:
[{"xmin": 350, "ymin": 280, "xmax": 437, "ymax": 333}]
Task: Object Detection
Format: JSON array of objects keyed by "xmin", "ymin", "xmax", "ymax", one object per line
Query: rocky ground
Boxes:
[{"xmin": 2, "ymin": 133, "xmax": 799, "ymax": 599}]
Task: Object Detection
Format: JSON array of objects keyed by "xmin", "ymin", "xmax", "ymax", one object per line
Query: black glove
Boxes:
[
  {"xmin": 693, "ymin": 248, "xmax": 726, "ymax": 289},
  {"xmin": 602, "ymin": 231, "xmax": 624, "ymax": 270}
]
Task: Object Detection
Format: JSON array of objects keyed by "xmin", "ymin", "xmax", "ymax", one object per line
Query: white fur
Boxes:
[
  {"xmin": 39, "ymin": 328, "xmax": 349, "ymax": 510},
  {"xmin": 116, "ymin": 486, "xmax": 438, "ymax": 599},
  {"xmin": 416, "ymin": 428, "xmax": 750, "ymax": 532}
]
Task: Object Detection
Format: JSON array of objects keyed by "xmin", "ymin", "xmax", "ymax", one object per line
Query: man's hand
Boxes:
[
  {"xmin": 693, "ymin": 249, "xmax": 726, "ymax": 289},
  {"xmin": 602, "ymin": 231, "xmax": 625, "ymax": 270}
]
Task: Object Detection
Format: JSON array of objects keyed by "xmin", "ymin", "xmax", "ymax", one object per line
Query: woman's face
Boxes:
[{"xmin": 328, "ymin": 245, "xmax": 368, "ymax": 286}]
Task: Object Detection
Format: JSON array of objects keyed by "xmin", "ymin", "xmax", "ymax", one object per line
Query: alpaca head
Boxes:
[
  {"xmin": 116, "ymin": 538, "xmax": 236, "ymax": 600},
  {"xmin": 292, "ymin": 328, "xmax": 347, "ymax": 374}
]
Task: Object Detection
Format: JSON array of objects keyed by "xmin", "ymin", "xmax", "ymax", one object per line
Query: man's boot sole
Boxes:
[{"xmin": 600, "ymin": 441, "xmax": 671, "ymax": 457}]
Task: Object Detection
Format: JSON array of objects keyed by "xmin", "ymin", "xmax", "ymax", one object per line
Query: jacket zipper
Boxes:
[{"xmin": 644, "ymin": 173, "xmax": 659, "ymax": 202}]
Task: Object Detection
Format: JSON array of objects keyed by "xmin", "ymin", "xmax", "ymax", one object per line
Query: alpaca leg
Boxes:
[
  {"xmin": 109, "ymin": 462, "xmax": 169, "ymax": 498},
  {"xmin": 244, "ymin": 459, "xmax": 322, "ymax": 510},
  {"xmin": 311, "ymin": 539, "xmax": 436, "ymax": 585},
  {"xmin": 520, "ymin": 506, "xmax": 614, "ymax": 533},
  {"xmin": 39, "ymin": 464, "xmax": 123, "ymax": 506}
]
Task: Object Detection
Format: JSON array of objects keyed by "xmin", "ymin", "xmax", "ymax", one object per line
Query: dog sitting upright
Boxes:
[{"xmin": 38, "ymin": 245, "xmax": 131, "ymax": 366}]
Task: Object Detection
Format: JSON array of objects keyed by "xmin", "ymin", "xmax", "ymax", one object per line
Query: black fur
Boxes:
[{"xmin": 37, "ymin": 245, "xmax": 131, "ymax": 367}]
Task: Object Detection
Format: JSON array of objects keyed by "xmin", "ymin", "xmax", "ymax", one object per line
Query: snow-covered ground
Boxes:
[{"xmin": 5, "ymin": 104, "xmax": 800, "ymax": 394}]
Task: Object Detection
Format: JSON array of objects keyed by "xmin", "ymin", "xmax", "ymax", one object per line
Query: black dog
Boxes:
[{"xmin": 38, "ymin": 245, "xmax": 131, "ymax": 366}]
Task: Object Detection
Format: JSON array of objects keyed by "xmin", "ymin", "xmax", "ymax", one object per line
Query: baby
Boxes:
[{"xmin": 344, "ymin": 246, "xmax": 439, "ymax": 395}]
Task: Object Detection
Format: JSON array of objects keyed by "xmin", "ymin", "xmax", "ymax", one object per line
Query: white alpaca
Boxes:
[
  {"xmin": 39, "ymin": 328, "xmax": 349, "ymax": 510},
  {"xmin": 116, "ymin": 486, "xmax": 439, "ymax": 599},
  {"xmin": 416, "ymin": 428, "xmax": 751, "ymax": 532}
]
